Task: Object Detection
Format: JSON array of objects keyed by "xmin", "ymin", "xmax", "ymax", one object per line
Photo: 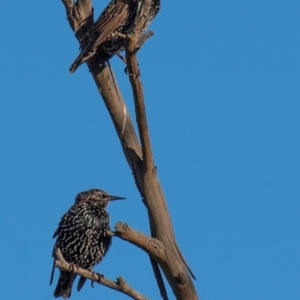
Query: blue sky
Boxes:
[{"xmin": 1, "ymin": 1, "xmax": 299, "ymax": 299}]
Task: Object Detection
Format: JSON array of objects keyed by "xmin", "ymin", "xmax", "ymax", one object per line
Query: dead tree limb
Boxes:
[
  {"xmin": 59, "ymin": 1, "xmax": 199, "ymax": 299},
  {"xmin": 54, "ymin": 260, "xmax": 148, "ymax": 300}
]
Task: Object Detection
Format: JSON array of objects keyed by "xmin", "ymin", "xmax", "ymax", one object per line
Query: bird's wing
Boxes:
[
  {"xmin": 89, "ymin": 0, "xmax": 134, "ymax": 49},
  {"xmin": 49, "ymin": 260, "xmax": 56, "ymax": 285},
  {"xmin": 52, "ymin": 213, "xmax": 67, "ymax": 239}
]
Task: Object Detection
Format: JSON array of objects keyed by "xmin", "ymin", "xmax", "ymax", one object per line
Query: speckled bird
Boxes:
[
  {"xmin": 50, "ymin": 189, "xmax": 125, "ymax": 298},
  {"xmin": 69, "ymin": 0, "xmax": 161, "ymax": 73}
]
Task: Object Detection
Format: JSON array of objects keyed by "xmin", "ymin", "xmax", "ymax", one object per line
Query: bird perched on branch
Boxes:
[
  {"xmin": 50, "ymin": 189, "xmax": 125, "ymax": 298},
  {"xmin": 69, "ymin": 0, "xmax": 161, "ymax": 73}
]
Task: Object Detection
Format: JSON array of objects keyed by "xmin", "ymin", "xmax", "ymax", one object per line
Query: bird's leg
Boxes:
[
  {"xmin": 54, "ymin": 247, "xmax": 67, "ymax": 263},
  {"xmin": 116, "ymin": 52, "xmax": 127, "ymax": 64},
  {"xmin": 115, "ymin": 52, "xmax": 135, "ymax": 76}
]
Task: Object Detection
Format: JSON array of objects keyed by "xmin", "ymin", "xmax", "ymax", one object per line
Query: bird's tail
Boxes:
[
  {"xmin": 53, "ymin": 271, "xmax": 76, "ymax": 299},
  {"xmin": 77, "ymin": 276, "xmax": 87, "ymax": 292},
  {"xmin": 69, "ymin": 53, "xmax": 84, "ymax": 74},
  {"xmin": 69, "ymin": 44, "xmax": 98, "ymax": 74}
]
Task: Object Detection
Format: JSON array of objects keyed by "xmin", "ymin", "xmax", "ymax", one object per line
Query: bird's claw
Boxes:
[
  {"xmin": 68, "ymin": 262, "xmax": 79, "ymax": 273},
  {"xmin": 92, "ymin": 271, "xmax": 104, "ymax": 283}
]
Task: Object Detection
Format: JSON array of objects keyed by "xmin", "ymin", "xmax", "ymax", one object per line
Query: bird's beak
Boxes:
[{"xmin": 108, "ymin": 195, "xmax": 126, "ymax": 201}]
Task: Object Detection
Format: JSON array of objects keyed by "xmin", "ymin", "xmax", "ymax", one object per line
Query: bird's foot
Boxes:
[
  {"xmin": 68, "ymin": 262, "xmax": 79, "ymax": 273},
  {"xmin": 91, "ymin": 271, "xmax": 104, "ymax": 286}
]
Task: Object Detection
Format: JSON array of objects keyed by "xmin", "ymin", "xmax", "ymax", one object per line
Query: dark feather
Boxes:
[{"xmin": 69, "ymin": 0, "xmax": 160, "ymax": 73}]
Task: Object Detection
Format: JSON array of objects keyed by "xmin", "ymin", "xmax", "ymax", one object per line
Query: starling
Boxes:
[
  {"xmin": 50, "ymin": 188, "xmax": 125, "ymax": 299},
  {"xmin": 69, "ymin": 0, "xmax": 161, "ymax": 73}
]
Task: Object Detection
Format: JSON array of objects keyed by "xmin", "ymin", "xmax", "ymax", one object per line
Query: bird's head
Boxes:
[{"xmin": 75, "ymin": 188, "xmax": 125, "ymax": 207}]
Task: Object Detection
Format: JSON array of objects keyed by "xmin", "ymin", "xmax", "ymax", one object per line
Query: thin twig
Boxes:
[
  {"xmin": 123, "ymin": 5, "xmax": 169, "ymax": 297},
  {"xmin": 125, "ymin": 33, "xmax": 154, "ymax": 173},
  {"xmin": 136, "ymin": 31, "xmax": 154, "ymax": 50},
  {"xmin": 149, "ymin": 257, "xmax": 169, "ymax": 300}
]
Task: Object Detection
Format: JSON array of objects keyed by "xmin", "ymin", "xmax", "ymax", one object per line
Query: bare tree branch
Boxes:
[
  {"xmin": 113, "ymin": 222, "xmax": 165, "ymax": 262},
  {"xmin": 123, "ymin": 1, "xmax": 197, "ymax": 296},
  {"xmin": 54, "ymin": 259, "xmax": 148, "ymax": 300},
  {"xmin": 149, "ymin": 256, "xmax": 169, "ymax": 300},
  {"xmin": 124, "ymin": 35, "xmax": 154, "ymax": 172}
]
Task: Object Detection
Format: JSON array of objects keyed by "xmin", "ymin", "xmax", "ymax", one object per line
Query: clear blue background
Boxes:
[{"xmin": 1, "ymin": 1, "xmax": 299, "ymax": 299}]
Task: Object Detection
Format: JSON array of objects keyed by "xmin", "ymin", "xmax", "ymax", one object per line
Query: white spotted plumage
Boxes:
[{"xmin": 50, "ymin": 189, "xmax": 125, "ymax": 298}]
